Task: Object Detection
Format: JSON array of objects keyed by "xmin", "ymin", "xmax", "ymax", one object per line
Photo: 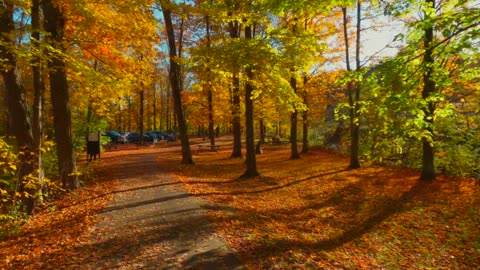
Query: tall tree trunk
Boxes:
[
  {"xmin": 31, "ymin": 0, "xmax": 45, "ymax": 204},
  {"xmin": 301, "ymin": 75, "xmax": 309, "ymax": 154},
  {"xmin": 139, "ymin": 89, "xmax": 145, "ymax": 144},
  {"xmin": 290, "ymin": 76, "xmax": 300, "ymax": 159},
  {"xmin": 161, "ymin": 0, "xmax": 193, "ymax": 164},
  {"xmin": 159, "ymin": 86, "xmax": 164, "ymax": 130},
  {"xmin": 420, "ymin": 0, "xmax": 436, "ymax": 181},
  {"xmin": 229, "ymin": 18, "xmax": 242, "ymax": 158},
  {"xmin": 1, "ymin": 3, "xmax": 37, "ymax": 214},
  {"xmin": 127, "ymin": 96, "xmax": 132, "ymax": 131},
  {"xmin": 206, "ymin": 13, "xmax": 215, "ymax": 150},
  {"xmin": 166, "ymin": 84, "xmax": 171, "ymax": 131},
  {"xmin": 153, "ymin": 82, "xmax": 157, "ymax": 131},
  {"xmin": 241, "ymin": 24, "xmax": 259, "ymax": 178},
  {"xmin": 44, "ymin": 0, "xmax": 78, "ymax": 189},
  {"xmin": 342, "ymin": 5, "xmax": 360, "ymax": 169},
  {"xmin": 352, "ymin": 0, "xmax": 362, "ymax": 169}
]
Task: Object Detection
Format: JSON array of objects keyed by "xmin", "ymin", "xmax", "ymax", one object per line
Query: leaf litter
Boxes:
[{"xmin": 158, "ymin": 145, "xmax": 480, "ymax": 269}]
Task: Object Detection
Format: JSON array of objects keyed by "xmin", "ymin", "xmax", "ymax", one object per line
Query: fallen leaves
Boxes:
[
  {"xmin": 158, "ymin": 144, "xmax": 480, "ymax": 269},
  {"xmin": 0, "ymin": 159, "xmax": 118, "ymax": 269}
]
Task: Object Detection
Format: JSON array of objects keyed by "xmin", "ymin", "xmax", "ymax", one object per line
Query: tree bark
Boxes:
[
  {"xmin": 420, "ymin": 0, "xmax": 436, "ymax": 181},
  {"xmin": 301, "ymin": 75, "xmax": 309, "ymax": 154},
  {"xmin": 161, "ymin": 0, "xmax": 193, "ymax": 164},
  {"xmin": 290, "ymin": 76, "xmax": 300, "ymax": 159},
  {"xmin": 255, "ymin": 119, "xmax": 265, "ymax": 154},
  {"xmin": 139, "ymin": 89, "xmax": 145, "ymax": 144},
  {"xmin": 31, "ymin": 0, "xmax": 45, "ymax": 203},
  {"xmin": 44, "ymin": 0, "xmax": 79, "ymax": 189},
  {"xmin": 229, "ymin": 17, "xmax": 242, "ymax": 158},
  {"xmin": 0, "ymin": 3, "xmax": 37, "ymax": 214},
  {"xmin": 241, "ymin": 24, "xmax": 259, "ymax": 178},
  {"xmin": 206, "ymin": 14, "xmax": 215, "ymax": 150},
  {"xmin": 342, "ymin": 5, "xmax": 361, "ymax": 169}
]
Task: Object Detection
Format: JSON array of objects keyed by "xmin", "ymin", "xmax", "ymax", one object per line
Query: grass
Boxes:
[{"xmin": 157, "ymin": 144, "xmax": 480, "ymax": 269}]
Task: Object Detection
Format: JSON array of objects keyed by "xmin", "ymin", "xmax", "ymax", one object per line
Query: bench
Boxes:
[
  {"xmin": 266, "ymin": 136, "xmax": 289, "ymax": 145},
  {"xmin": 196, "ymin": 144, "xmax": 220, "ymax": 154}
]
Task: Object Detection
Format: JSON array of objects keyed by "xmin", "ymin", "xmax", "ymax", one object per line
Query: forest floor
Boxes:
[{"xmin": 1, "ymin": 136, "xmax": 479, "ymax": 269}]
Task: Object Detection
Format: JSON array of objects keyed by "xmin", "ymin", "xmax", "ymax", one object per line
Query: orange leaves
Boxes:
[
  {"xmin": 0, "ymin": 161, "xmax": 117, "ymax": 269},
  {"xmin": 157, "ymin": 141, "xmax": 480, "ymax": 269}
]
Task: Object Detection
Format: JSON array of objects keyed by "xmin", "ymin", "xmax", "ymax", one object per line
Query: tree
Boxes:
[
  {"xmin": 160, "ymin": 0, "xmax": 194, "ymax": 164},
  {"xmin": 205, "ymin": 9, "xmax": 216, "ymax": 149},
  {"xmin": 228, "ymin": 1, "xmax": 242, "ymax": 158},
  {"xmin": 0, "ymin": 2, "xmax": 37, "ymax": 214},
  {"xmin": 44, "ymin": 0, "xmax": 79, "ymax": 189},
  {"xmin": 241, "ymin": 23, "xmax": 260, "ymax": 178},
  {"xmin": 31, "ymin": 0, "xmax": 45, "ymax": 196},
  {"xmin": 379, "ymin": 0, "xmax": 480, "ymax": 180},
  {"xmin": 301, "ymin": 74, "xmax": 309, "ymax": 153},
  {"xmin": 289, "ymin": 74, "xmax": 301, "ymax": 159},
  {"xmin": 419, "ymin": 0, "xmax": 436, "ymax": 181},
  {"xmin": 341, "ymin": 1, "xmax": 361, "ymax": 169}
]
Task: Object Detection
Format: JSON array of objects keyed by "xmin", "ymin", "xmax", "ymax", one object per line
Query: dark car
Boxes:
[
  {"xmin": 127, "ymin": 132, "xmax": 157, "ymax": 143},
  {"xmin": 103, "ymin": 131, "xmax": 128, "ymax": 143},
  {"xmin": 145, "ymin": 132, "xmax": 160, "ymax": 142},
  {"xmin": 151, "ymin": 131, "xmax": 175, "ymax": 141}
]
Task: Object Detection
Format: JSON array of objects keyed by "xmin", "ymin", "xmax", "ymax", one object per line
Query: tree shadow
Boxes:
[
  {"xmin": 197, "ymin": 172, "xmax": 431, "ymax": 266},
  {"xmin": 60, "ymin": 207, "xmax": 241, "ymax": 269}
]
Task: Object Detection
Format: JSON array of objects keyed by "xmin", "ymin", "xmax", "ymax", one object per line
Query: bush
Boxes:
[{"xmin": 0, "ymin": 138, "xmax": 18, "ymax": 221}]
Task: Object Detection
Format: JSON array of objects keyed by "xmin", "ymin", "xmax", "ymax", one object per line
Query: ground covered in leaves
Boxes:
[
  {"xmin": 0, "ymin": 156, "xmax": 118, "ymax": 269},
  {"xmin": 159, "ymin": 144, "xmax": 480, "ymax": 269},
  {"xmin": 1, "ymin": 141, "xmax": 479, "ymax": 269}
]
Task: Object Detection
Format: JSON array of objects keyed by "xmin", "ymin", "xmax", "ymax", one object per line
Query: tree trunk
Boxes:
[
  {"xmin": 241, "ymin": 24, "xmax": 259, "ymax": 178},
  {"xmin": 420, "ymin": 0, "xmax": 436, "ymax": 181},
  {"xmin": 302, "ymin": 75, "xmax": 309, "ymax": 154},
  {"xmin": 127, "ymin": 96, "xmax": 132, "ymax": 132},
  {"xmin": 139, "ymin": 89, "xmax": 144, "ymax": 144},
  {"xmin": 44, "ymin": 0, "xmax": 79, "ymax": 189},
  {"xmin": 255, "ymin": 119, "xmax": 265, "ymax": 154},
  {"xmin": 290, "ymin": 76, "xmax": 300, "ymax": 159},
  {"xmin": 342, "ymin": 6, "xmax": 360, "ymax": 169},
  {"xmin": 0, "ymin": 3, "xmax": 37, "ymax": 214},
  {"xmin": 166, "ymin": 84, "xmax": 171, "ymax": 131},
  {"xmin": 161, "ymin": 0, "xmax": 193, "ymax": 164},
  {"xmin": 229, "ymin": 18, "xmax": 242, "ymax": 158},
  {"xmin": 153, "ymin": 82, "xmax": 157, "ymax": 131},
  {"xmin": 159, "ymin": 86, "xmax": 164, "ymax": 130},
  {"xmin": 31, "ymin": 0, "xmax": 45, "ymax": 204},
  {"xmin": 206, "ymin": 14, "xmax": 215, "ymax": 150}
]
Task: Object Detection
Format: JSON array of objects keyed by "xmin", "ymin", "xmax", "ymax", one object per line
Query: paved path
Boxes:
[{"xmin": 75, "ymin": 147, "xmax": 242, "ymax": 269}]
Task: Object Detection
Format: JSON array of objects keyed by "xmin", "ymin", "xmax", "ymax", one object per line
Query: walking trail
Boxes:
[{"xmin": 74, "ymin": 145, "xmax": 242, "ymax": 269}]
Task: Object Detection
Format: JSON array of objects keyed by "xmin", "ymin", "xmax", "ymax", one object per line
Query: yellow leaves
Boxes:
[{"xmin": 9, "ymin": 163, "xmax": 17, "ymax": 171}]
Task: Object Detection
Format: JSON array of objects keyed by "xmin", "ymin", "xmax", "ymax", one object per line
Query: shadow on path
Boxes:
[{"xmin": 71, "ymin": 148, "xmax": 243, "ymax": 270}]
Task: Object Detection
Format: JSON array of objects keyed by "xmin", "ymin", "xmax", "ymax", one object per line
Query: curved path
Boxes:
[{"xmin": 76, "ymin": 146, "xmax": 242, "ymax": 269}]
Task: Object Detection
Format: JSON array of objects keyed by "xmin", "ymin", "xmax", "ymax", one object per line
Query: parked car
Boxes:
[
  {"xmin": 127, "ymin": 132, "xmax": 157, "ymax": 143},
  {"xmin": 103, "ymin": 131, "xmax": 128, "ymax": 143},
  {"xmin": 145, "ymin": 131, "xmax": 159, "ymax": 142},
  {"xmin": 150, "ymin": 131, "xmax": 175, "ymax": 141}
]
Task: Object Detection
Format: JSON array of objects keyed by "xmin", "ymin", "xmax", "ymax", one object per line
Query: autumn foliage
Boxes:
[
  {"xmin": 158, "ymin": 142, "xmax": 480, "ymax": 269},
  {"xmin": 0, "ymin": 160, "xmax": 116, "ymax": 269}
]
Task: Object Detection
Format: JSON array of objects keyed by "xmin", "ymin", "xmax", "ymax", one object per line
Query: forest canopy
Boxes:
[{"xmin": 0, "ymin": 0, "xmax": 479, "ymax": 217}]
